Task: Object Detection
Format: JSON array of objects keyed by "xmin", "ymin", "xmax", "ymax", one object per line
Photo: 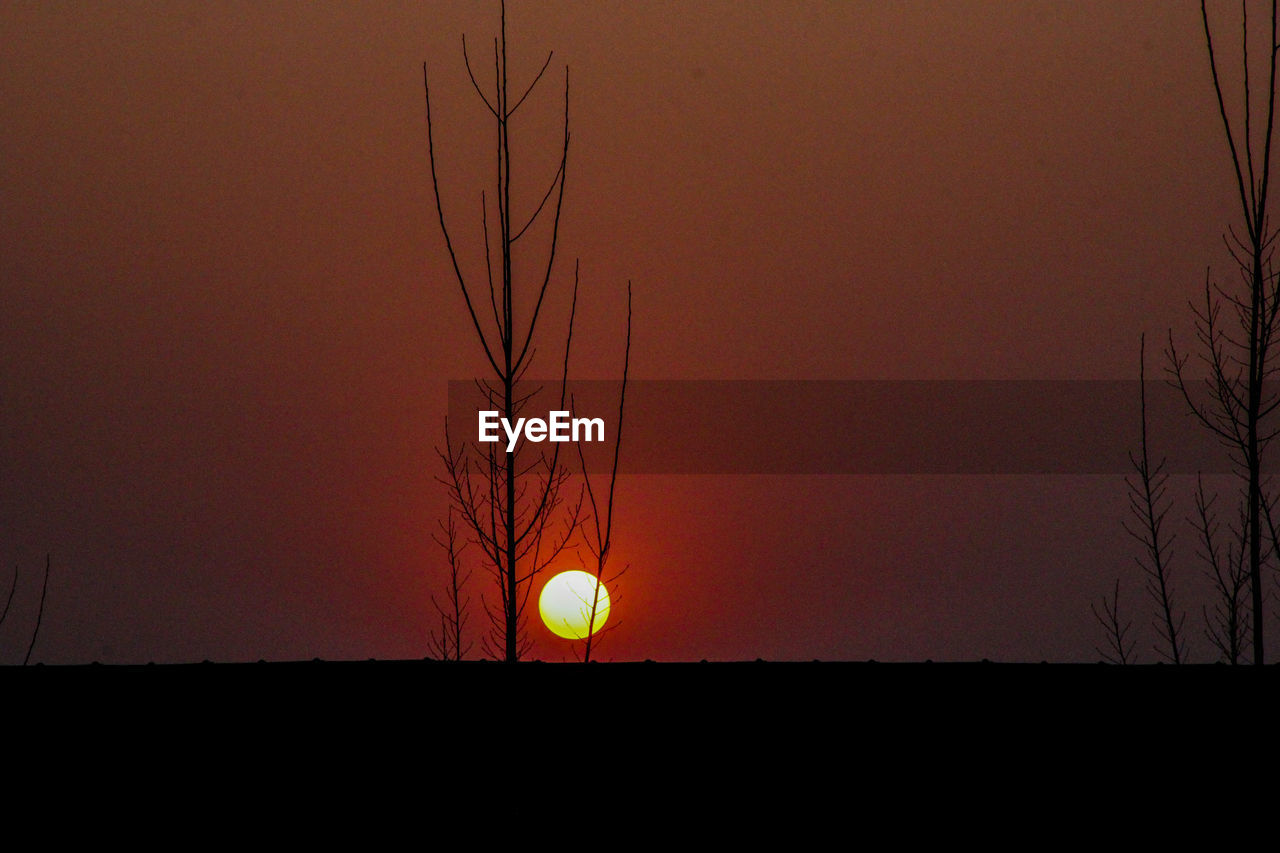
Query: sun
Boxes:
[{"xmin": 539, "ymin": 570, "xmax": 611, "ymax": 640}]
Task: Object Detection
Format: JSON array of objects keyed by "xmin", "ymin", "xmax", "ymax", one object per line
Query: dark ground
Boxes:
[
  {"xmin": 8, "ymin": 658, "xmax": 1269, "ymax": 735},
  {"xmin": 7, "ymin": 660, "xmax": 1267, "ymax": 802}
]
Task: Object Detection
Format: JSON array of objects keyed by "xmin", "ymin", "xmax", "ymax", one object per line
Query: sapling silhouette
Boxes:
[
  {"xmin": 1125, "ymin": 334, "xmax": 1186, "ymax": 663},
  {"xmin": 1093, "ymin": 578, "xmax": 1136, "ymax": 665},
  {"xmin": 1191, "ymin": 475, "xmax": 1251, "ymax": 663},
  {"xmin": 574, "ymin": 282, "xmax": 632, "ymax": 663},
  {"xmin": 0, "ymin": 554, "xmax": 50, "ymax": 665},
  {"xmin": 428, "ymin": 509, "xmax": 472, "ymax": 662}
]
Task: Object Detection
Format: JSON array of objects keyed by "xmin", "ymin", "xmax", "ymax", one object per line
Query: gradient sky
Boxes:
[{"xmin": 1, "ymin": 1, "xmax": 1270, "ymax": 663}]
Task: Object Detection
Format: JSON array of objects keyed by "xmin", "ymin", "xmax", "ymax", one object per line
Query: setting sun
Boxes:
[{"xmin": 539, "ymin": 571, "xmax": 611, "ymax": 640}]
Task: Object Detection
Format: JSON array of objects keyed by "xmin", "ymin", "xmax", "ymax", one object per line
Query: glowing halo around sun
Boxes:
[{"xmin": 538, "ymin": 570, "xmax": 611, "ymax": 640}]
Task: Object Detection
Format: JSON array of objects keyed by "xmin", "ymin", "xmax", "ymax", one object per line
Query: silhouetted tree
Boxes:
[
  {"xmin": 1093, "ymin": 579, "xmax": 1136, "ymax": 665},
  {"xmin": 1191, "ymin": 475, "xmax": 1251, "ymax": 663},
  {"xmin": 1167, "ymin": 0, "xmax": 1280, "ymax": 664},
  {"xmin": 428, "ymin": 509, "xmax": 472, "ymax": 662},
  {"xmin": 574, "ymin": 283, "xmax": 631, "ymax": 663},
  {"xmin": 1125, "ymin": 334, "xmax": 1186, "ymax": 663},
  {"xmin": 425, "ymin": 2, "xmax": 592, "ymax": 661},
  {"xmin": 0, "ymin": 565, "xmax": 17, "ymax": 633},
  {"xmin": 0, "ymin": 554, "xmax": 50, "ymax": 665}
]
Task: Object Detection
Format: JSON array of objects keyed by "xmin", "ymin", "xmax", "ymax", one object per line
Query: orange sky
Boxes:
[{"xmin": 0, "ymin": 1, "xmax": 1270, "ymax": 662}]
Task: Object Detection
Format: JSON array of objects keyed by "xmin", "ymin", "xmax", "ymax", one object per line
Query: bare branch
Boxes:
[
  {"xmin": 461, "ymin": 33, "xmax": 499, "ymax": 118},
  {"xmin": 0, "ymin": 563, "xmax": 17, "ymax": 633},
  {"xmin": 513, "ymin": 69, "xmax": 571, "ymax": 376},
  {"xmin": 1131, "ymin": 334, "xmax": 1186, "ymax": 663},
  {"xmin": 1092, "ymin": 579, "xmax": 1135, "ymax": 665},
  {"xmin": 23, "ymin": 554, "xmax": 49, "ymax": 666},
  {"xmin": 424, "ymin": 62, "xmax": 503, "ymax": 377},
  {"xmin": 509, "ymin": 50, "xmax": 555, "ymax": 117},
  {"xmin": 1203, "ymin": 0, "xmax": 1260, "ymax": 245}
]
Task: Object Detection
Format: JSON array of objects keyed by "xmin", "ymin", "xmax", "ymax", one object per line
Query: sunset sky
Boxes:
[{"xmin": 2, "ymin": 1, "xmax": 1271, "ymax": 663}]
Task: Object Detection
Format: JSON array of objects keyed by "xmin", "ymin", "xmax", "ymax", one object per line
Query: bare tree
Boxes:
[
  {"xmin": 1093, "ymin": 579, "xmax": 1136, "ymax": 665},
  {"xmin": 1127, "ymin": 334, "xmax": 1187, "ymax": 663},
  {"xmin": 0, "ymin": 564, "xmax": 17, "ymax": 634},
  {"xmin": 1191, "ymin": 475, "xmax": 1252, "ymax": 663},
  {"xmin": 25, "ymin": 554, "xmax": 48, "ymax": 665},
  {"xmin": 425, "ymin": 1, "xmax": 584, "ymax": 661},
  {"xmin": 428, "ymin": 509, "xmax": 473, "ymax": 662},
  {"xmin": 1167, "ymin": 0, "xmax": 1280, "ymax": 664},
  {"xmin": 0, "ymin": 554, "xmax": 50, "ymax": 665},
  {"xmin": 574, "ymin": 283, "xmax": 632, "ymax": 663}
]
